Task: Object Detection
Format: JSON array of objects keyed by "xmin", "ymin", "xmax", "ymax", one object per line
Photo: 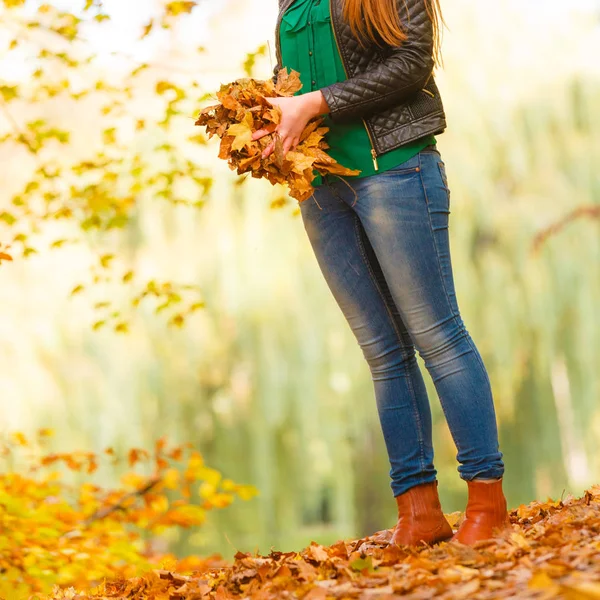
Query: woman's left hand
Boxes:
[{"xmin": 252, "ymin": 90, "xmax": 330, "ymax": 159}]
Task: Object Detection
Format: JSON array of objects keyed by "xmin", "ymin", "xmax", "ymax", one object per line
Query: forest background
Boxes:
[{"xmin": 1, "ymin": 0, "xmax": 599, "ymax": 567}]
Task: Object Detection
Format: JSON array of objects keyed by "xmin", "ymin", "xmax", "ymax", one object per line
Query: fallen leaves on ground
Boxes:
[
  {"xmin": 194, "ymin": 68, "xmax": 360, "ymax": 202},
  {"xmin": 44, "ymin": 485, "xmax": 600, "ymax": 599}
]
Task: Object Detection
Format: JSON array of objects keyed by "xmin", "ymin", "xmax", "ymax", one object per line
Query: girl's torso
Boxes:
[{"xmin": 279, "ymin": 0, "xmax": 436, "ymax": 184}]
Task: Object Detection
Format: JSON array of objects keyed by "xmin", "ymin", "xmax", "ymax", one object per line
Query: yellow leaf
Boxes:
[
  {"xmin": 204, "ymin": 466, "xmax": 223, "ymax": 487},
  {"xmin": 286, "ymin": 151, "xmax": 316, "ymax": 175},
  {"xmin": 274, "ymin": 68, "xmax": 303, "ymax": 96},
  {"xmin": 115, "ymin": 322, "xmax": 129, "ymax": 334},
  {"xmin": 198, "ymin": 481, "xmax": 216, "ymax": 499},
  {"xmin": 209, "ymin": 492, "xmax": 234, "ymax": 508},
  {"xmin": 237, "ymin": 484, "xmax": 259, "ymax": 501},
  {"xmin": 221, "ymin": 478, "xmax": 236, "ymax": 491},
  {"xmin": 166, "ymin": 504, "xmax": 206, "ymax": 526},
  {"xmin": 162, "ymin": 469, "xmax": 180, "ymax": 490},
  {"xmin": 529, "ymin": 571, "xmax": 558, "ymax": 591},
  {"xmin": 159, "ymin": 557, "xmax": 178, "ymax": 571},
  {"xmin": 150, "ymin": 495, "xmax": 169, "ymax": 514},
  {"xmin": 165, "ymin": 1, "xmax": 197, "ymax": 17},
  {"xmin": 509, "ymin": 531, "xmax": 532, "ymax": 550},
  {"xmin": 227, "ymin": 112, "xmax": 254, "ymax": 152},
  {"xmin": 562, "ymin": 582, "xmax": 600, "ymax": 599},
  {"xmin": 99, "ymin": 253, "xmax": 114, "ymax": 268},
  {"xmin": 188, "ymin": 133, "xmax": 207, "ymax": 145},
  {"xmin": 184, "ymin": 451, "xmax": 206, "ymax": 481},
  {"xmin": 120, "ymin": 472, "xmax": 147, "ymax": 489},
  {"xmin": 169, "ymin": 313, "xmax": 185, "ymax": 328},
  {"xmin": 11, "ymin": 432, "xmax": 28, "ymax": 446},
  {"xmin": 156, "ymin": 81, "xmax": 176, "ymax": 95},
  {"xmin": 141, "ymin": 19, "xmax": 153, "ymax": 39}
]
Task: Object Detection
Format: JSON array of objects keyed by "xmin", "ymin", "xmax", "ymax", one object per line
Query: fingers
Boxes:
[
  {"xmin": 262, "ymin": 139, "xmax": 275, "ymax": 159},
  {"xmin": 262, "ymin": 129, "xmax": 281, "ymax": 159},
  {"xmin": 257, "ymin": 127, "xmax": 300, "ymax": 160},
  {"xmin": 252, "ymin": 128, "xmax": 271, "ymax": 141},
  {"xmin": 261, "ymin": 135, "xmax": 301, "ymax": 159},
  {"xmin": 283, "ymin": 137, "xmax": 293, "ymax": 156}
]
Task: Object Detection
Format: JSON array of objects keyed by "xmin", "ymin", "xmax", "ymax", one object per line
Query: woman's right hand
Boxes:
[{"xmin": 252, "ymin": 90, "xmax": 329, "ymax": 159}]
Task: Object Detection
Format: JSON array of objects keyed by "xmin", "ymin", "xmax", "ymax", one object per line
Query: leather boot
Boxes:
[
  {"xmin": 390, "ymin": 480, "xmax": 453, "ymax": 547},
  {"xmin": 451, "ymin": 478, "xmax": 510, "ymax": 545}
]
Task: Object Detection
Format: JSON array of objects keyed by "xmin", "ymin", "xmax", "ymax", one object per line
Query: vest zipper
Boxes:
[
  {"xmin": 329, "ymin": 2, "xmax": 379, "ymax": 171},
  {"xmin": 370, "ymin": 148, "xmax": 379, "ymax": 170}
]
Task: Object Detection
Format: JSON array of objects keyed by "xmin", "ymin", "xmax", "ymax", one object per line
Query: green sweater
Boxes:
[{"xmin": 279, "ymin": 0, "xmax": 436, "ymax": 187}]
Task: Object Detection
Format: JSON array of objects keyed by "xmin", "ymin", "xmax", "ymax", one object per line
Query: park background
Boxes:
[{"xmin": 1, "ymin": 0, "xmax": 599, "ymax": 563}]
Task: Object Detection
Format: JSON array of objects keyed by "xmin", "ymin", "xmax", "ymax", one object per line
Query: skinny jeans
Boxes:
[{"xmin": 299, "ymin": 145, "xmax": 505, "ymax": 497}]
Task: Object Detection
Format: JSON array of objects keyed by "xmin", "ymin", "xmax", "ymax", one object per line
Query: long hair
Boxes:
[{"xmin": 342, "ymin": 0, "xmax": 446, "ymax": 69}]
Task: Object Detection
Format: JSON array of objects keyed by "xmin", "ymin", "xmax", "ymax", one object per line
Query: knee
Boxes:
[
  {"xmin": 413, "ymin": 314, "xmax": 471, "ymax": 365},
  {"xmin": 360, "ymin": 338, "xmax": 417, "ymax": 381}
]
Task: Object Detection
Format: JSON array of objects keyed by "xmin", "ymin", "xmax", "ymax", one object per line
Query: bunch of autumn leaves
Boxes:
[{"xmin": 195, "ymin": 68, "xmax": 360, "ymax": 202}]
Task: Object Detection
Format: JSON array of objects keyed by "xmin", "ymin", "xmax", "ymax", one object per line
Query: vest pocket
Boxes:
[{"xmin": 408, "ymin": 89, "xmax": 439, "ymax": 119}]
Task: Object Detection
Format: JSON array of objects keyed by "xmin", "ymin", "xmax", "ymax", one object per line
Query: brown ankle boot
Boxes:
[
  {"xmin": 390, "ymin": 480, "xmax": 453, "ymax": 547},
  {"xmin": 451, "ymin": 478, "xmax": 510, "ymax": 545}
]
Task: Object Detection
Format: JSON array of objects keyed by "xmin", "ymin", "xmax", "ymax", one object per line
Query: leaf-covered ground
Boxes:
[{"xmin": 48, "ymin": 486, "xmax": 600, "ymax": 600}]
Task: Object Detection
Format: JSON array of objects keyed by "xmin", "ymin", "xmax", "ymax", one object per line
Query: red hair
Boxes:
[{"xmin": 342, "ymin": 0, "xmax": 446, "ymax": 68}]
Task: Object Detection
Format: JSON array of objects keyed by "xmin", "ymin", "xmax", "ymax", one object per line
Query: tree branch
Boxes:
[{"xmin": 532, "ymin": 205, "xmax": 600, "ymax": 254}]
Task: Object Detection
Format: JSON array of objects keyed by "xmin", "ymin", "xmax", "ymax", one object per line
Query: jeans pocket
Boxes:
[
  {"xmin": 437, "ymin": 161, "xmax": 448, "ymax": 187},
  {"xmin": 380, "ymin": 153, "xmax": 421, "ymax": 175},
  {"xmin": 437, "ymin": 160, "xmax": 451, "ymax": 205}
]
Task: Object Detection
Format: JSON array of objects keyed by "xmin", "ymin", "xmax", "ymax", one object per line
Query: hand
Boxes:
[{"xmin": 252, "ymin": 90, "xmax": 330, "ymax": 159}]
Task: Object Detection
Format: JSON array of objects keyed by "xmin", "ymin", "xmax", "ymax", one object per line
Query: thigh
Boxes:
[
  {"xmin": 299, "ymin": 184, "xmax": 414, "ymax": 355},
  {"xmin": 343, "ymin": 150, "xmax": 459, "ymax": 349}
]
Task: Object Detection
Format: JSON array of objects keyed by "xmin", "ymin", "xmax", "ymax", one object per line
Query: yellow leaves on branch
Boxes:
[
  {"xmin": 195, "ymin": 68, "xmax": 360, "ymax": 202},
  {"xmin": 0, "ymin": 429, "xmax": 258, "ymax": 595}
]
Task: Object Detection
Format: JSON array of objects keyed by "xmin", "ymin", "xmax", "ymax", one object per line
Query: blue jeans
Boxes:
[{"xmin": 299, "ymin": 146, "xmax": 505, "ymax": 497}]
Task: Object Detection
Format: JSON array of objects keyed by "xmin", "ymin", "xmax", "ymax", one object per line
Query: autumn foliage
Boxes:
[
  {"xmin": 0, "ymin": 429, "xmax": 257, "ymax": 597},
  {"xmin": 37, "ymin": 485, "xmax": 600, "ymax": 600},
  {"xmin": 0, "ymin": 0, "xmax": 218, "ymax": 329},
  {"xmin": 195, "ymin": 68, "xmax": 360, "ymax": 202}
]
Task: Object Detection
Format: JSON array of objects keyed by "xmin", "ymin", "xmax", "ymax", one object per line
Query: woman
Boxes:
[{"xmin": 252, "ymin": 0, "xmax": 510, "ymax": 547}]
